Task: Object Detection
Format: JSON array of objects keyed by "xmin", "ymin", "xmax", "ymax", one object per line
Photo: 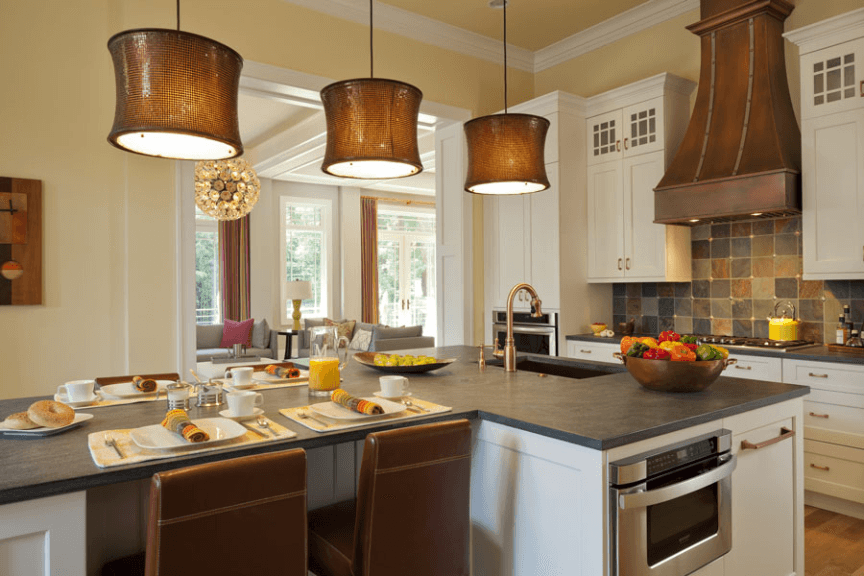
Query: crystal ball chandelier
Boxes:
[{"xmin": 194, "ymin": 158, "xmax": 260, "ymax": 221}]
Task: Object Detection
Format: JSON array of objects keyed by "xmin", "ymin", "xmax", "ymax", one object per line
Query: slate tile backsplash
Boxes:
[{"xmin": 611, "ymin": 217, "xmax": 864, "ymax": 344}]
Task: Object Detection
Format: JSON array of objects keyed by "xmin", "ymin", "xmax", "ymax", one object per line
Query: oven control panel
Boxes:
[{"xmin": 646, "ymin": 437, "xmax": 717, "ymax": 476}]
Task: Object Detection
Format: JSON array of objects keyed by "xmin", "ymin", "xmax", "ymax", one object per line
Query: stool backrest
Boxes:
[
  {"xmin": 145, "ymin": 449, "xmax": 307, "ymax": 576},
  {"xmin": 353, "ymin": 419, "xmax": 471, "ymax": 576}
]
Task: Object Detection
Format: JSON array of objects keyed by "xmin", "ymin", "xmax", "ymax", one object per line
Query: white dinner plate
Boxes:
[
  {"xmin": 0, "ymin": 413, "xmax": 94, "ymax": 436},
  {"xmin": 99, "ymin": 380, "xmax": 173, "ymax": 398},
  {"xmin": 309, "ymin": 397, "xmax": 405, "ymax": 421},
  {"xmin": 252, "ymin": 369, "xmax": 309, "ymax": 384},
  {"xmin": 218, "ymin": 407, "xmax": 264, "ymax": 421},
  {"xmin": 372, "ymin": 391, "xmax": 412, "ymax": 400},
  {"xmin": 54, "ymin": 392, "xmax": 101, "ymax": 407},
  {"xmin": 129, "ymin": 417, "xmax": 246, "ymax": 451}
]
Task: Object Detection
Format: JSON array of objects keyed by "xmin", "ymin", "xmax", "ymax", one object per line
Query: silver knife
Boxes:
[{"xmin": 239, "ymin": 421, "xmax": 268, "ymax": 438}]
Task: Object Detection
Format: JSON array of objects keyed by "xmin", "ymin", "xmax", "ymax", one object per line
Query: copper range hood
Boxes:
[{"xmin": 654, "ymin": 0, "xmax": 801, "ymax": 225}]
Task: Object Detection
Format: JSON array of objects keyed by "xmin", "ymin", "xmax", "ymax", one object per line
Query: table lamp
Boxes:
[{"xmin": 285, "ymin": 280, "xmax": 313, "ymax": 330}]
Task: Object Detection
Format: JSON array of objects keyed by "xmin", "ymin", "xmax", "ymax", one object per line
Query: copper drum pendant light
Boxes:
[
  {"xmin": 107, "ymin": 1, "xmax": 243, "ymax": 160},
  {"xmin": 320, "ymin": 0, "xmax": 423, "ymax": 179},
  {"xmin": 464, "ymin": 1, "xmax": 549, "ymax": 195}
]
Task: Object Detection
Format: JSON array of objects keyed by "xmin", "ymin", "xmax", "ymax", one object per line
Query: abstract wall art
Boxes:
[{"xmin": 0, "ymin": 177, "xmax": 42, "ymax": 305}]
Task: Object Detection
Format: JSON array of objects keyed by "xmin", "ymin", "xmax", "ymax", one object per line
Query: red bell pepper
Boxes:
[
  {"xmin": 659, "ymin": 330, "xmax": 681, "ymax": 343},
  {"xmin": 643, "ymin": 348, "xmax": 671, "ymax": 361}
]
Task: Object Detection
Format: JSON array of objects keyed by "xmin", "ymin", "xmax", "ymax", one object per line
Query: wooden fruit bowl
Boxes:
[{"xmin": 613, "ymin": 352, "xmax": 737, "ymax": 393}]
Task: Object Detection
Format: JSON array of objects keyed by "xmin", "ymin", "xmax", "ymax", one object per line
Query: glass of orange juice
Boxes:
[{"xmin": 308, "ymin": 326, "xmax": 350, "ymax": 396}]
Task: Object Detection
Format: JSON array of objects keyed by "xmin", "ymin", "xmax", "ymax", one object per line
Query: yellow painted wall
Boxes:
[{"xmin": 0, "ymin": 0, "xmax": 529, "ymax": 399}]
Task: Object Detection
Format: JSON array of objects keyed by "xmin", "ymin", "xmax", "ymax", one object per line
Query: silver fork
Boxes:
[
  {"xmin": 297, "ymin": 410, "xmax": 330, "ymax": 428},
  {"xmin": 103, "ymin": 433, "xmax": 124, "ymax": 459}
]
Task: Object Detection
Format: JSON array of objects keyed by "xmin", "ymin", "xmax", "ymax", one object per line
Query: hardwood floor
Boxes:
[{"xmin": 806, "ymin": 505, "xmax": 864, "ymax": 576}]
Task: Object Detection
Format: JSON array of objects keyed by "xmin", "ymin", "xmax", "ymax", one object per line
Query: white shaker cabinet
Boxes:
[
  {"xmin": 585, "ymin": 75, "xmax": 695, "ymax": 283},
  {"xmin": 490, "ymin": 169, "xmax": 561, "ymax": 312},
  {"xmin": 786, "ymin": 11, "xmax": 864, "ymax": 279}
]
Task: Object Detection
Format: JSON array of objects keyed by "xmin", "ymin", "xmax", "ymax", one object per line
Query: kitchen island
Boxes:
[{"xmin": 0, "ymin": 346, "xmax": 808, "ymax": 576}]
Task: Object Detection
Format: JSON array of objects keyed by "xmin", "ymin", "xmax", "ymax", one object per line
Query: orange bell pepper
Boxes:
[
  {"xmin": 670, "ymin": 346, "xmax": 697, "ymax": 362},
  {"xmin": 620, "ymin": 336, "xmax": 635, "ymax": 354}
]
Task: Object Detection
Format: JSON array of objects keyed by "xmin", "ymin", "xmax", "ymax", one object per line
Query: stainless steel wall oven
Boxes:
[
  {"xmin": 609, "ymin": 430, "xmax": 736, "ymax": 576},
  {"xmin": 492, "ymin": 310, "xmax": 558, "ymax": 356}
]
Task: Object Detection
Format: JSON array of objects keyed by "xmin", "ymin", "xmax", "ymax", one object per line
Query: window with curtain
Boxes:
[
  {"xmin": 280, "ymin": 196, "xmax": 332, "ymax": 324},
  {"xmin": 377, "ymin": 205, "xmax": 436, "ymax": 337},
  {"xmin": 195, "ymin": 207, "xmax": 220, "ymax": 324}
]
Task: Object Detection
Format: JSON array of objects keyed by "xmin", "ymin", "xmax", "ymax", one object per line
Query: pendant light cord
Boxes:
[
  {"xmin": 176, "ymin": 0, "xmax": 180, "ymax": 31},
  {"xmin": 503, "ymin": 1, "xmax": 508, "ymax": 113},
  {"xmin": 370, "ymin": 0, "xmax": 374, "ymax": 78}
]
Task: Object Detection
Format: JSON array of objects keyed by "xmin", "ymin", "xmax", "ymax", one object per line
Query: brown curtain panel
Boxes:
[
  {"xmin": 218, "ymin": 215, "xmax": 251, "ymax": 322},
  {"xmin": 361, "ymin": 197, "xmax": 379, "ymax": 324}
]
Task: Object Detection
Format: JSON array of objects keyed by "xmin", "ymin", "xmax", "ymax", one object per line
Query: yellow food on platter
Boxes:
[{"xmin": 373, "ymin": 353, "xmax": 437, "ymax": 366}]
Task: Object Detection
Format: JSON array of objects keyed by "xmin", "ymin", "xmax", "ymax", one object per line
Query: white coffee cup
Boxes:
[
  {"xmin": 57, "ymin": 380, "xmax": 95, "ymax": 402},
  {"xmin": 226, "ymin": 390, "xmax": 263, "ymax": 417},
  {"xmin": 379, "ymin": 375, "xmax": 409, "ymax": 398},
  {"xmin": 224, "ymin": 366, "xmax": 254, "ymax": 388}
]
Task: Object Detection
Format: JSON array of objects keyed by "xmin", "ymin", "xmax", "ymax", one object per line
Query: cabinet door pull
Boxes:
[
  {"xmin": 617, "ymin": 258, "xmax": 623, "ymax": 270},
  {"xmin": 808, "ymin": 372, "xmax": 829, "ymax": 379},
  {"xmin": 735, "ymin": 365, "xmax": 752, "ymax": 370},
  {"xmin": 580, "ymin": 349, "xmax": 592, "ymax": 354},
  {"xmin": 809, "ymin": 412, "xmax": 830, "ymax": 419},
  {"xmin": 406, "ymin": 299, "xmax": 410, "ymax": 310},
  {"xmin": 625, "ymin": 258, "xmax": 631, "ymax": 270},
  {"xmin": 810, "ymin": 463, "xmax": 830, "ymax": 472},
  {"xmin": 623, "ymin": 137, "xmax": 629, "ymax": 150},
  {"xmin": 741, "ymin": 427, "xmax": 794, "ymax": 450},
  {"xmin": 616, "ymin": 140, "xmax": 621, "ymax": 152}
]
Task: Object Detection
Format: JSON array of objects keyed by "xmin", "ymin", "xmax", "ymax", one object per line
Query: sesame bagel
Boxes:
[{"xmin": 27, "ymin": 400, "xmax": 74, "ymax": 428}]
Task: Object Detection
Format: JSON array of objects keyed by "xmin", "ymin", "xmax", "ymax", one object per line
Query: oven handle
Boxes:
[
  {"xmin": 492, "ymin": 323, "xmax": 556, "ymax": 335},
  {"xmin": 618, "ymin": 455, "xmax": 737, "ymax": 510}
]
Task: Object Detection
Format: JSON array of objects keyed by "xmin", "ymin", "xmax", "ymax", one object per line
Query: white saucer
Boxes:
[
  {"xmin": 373, "ymin": 391, "xmax": 412, "ymax": 400},
  {"xmin": 54, "ymin": 393, "xmax": 100, "ymax": 407},
  {"xmin": 218, "ymin": 407, "xmax": 264, "ymax": 421}
]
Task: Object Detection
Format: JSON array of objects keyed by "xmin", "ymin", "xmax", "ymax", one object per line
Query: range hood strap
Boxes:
[
  {"xmin": 695, "ymin": 32, "xmax": 717, "ymax": 183},
  {"xmin": 733, "ymin": 18, "xmax": 756, "ymax": 176}
]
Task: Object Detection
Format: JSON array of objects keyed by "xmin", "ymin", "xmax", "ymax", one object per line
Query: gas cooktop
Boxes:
[{"xmin": 696, "ymin": 335, "xmax": 816, "ymax": 351}]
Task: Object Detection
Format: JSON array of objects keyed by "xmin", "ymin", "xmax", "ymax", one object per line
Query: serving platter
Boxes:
[
  {"xmin": 352, "ymin": 352, "xmax": 456, "ymax": 374},
  {"xmin": 130, "ymin": 417, "xmax": 246, "ymax": 451},
  {"xmin": 99, "ymin": 380, "xmax": 173, "ymax": 398},
  {"xmin": 0, "ymin": 413, "xmax": 94, "ymax": 436},
  {"xmin": 309, "ymin": 397, "xmax": 405, "ymax": 421}
]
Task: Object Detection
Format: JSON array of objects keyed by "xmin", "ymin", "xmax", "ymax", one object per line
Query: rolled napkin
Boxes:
[
  {"xmin": 264, "ymin": 365, "xmax": 301, "ymax": 378},
  {"xmin": 330, "ymin": 389, "xmax": 384, "ymax": 415},
  {"xmin": 132, "ymin": 375, "xmax": 157, "ymax": 393},
  {"xmin": 161, "ymin": 409, "xmax": 210, "ymax": 442}
]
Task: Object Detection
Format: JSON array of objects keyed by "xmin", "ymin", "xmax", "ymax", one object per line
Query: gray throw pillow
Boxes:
[{"xmin": 251, "ymin": 318, "xmax": 270, "ymax": 349}]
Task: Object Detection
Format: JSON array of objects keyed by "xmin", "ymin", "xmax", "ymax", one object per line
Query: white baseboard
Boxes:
[{"xmin": 806, "ymin": 490, "xmax": 864, "ymax": 520}]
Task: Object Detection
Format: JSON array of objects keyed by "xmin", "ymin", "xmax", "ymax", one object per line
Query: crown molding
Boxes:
[
  {"xmin": 586, "ymin": 72, "xmax": 695, "ymax": 117},
  {"xmin": 281, "ymin": 0, "xmax": 534, "ymax": 72},
  {"xmin": 534, "ymin": 0, "xmax": 699, "ymax": 72},
  {"xmin": 507, "ymin": 91, "xmax": 587, "ymax": 117},
  {"xmin": 783, "ymin": 7, "xmax": 864, "ymax": 55}
]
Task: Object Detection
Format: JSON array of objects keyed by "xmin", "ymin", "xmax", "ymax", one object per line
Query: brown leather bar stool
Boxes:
[
  {"xmin": 308, "ymin": 419, "xmax": 471, "ymax": 576},
  {"xmin": 102, "ymin": 448, "xmax": 307, "ymax": 576}
]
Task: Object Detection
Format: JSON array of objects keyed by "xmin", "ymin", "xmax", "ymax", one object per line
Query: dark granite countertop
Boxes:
[
  {"xmin": 0, "ymin": 346, "xmax": 808, "ymax": 505},
  {"xmin": 566, "ymin": 333, "xmax": 864, "ymax": 365}
]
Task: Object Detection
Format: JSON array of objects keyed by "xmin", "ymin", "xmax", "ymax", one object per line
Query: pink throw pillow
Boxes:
[{"xmin": 220, "ymin": 318, "xmax": 255, "ymax": 348}]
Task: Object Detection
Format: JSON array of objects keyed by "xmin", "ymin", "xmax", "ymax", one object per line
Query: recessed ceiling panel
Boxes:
[{"xmin": 378, "ymin": 0, "xmax": 648, "ymax": 51}]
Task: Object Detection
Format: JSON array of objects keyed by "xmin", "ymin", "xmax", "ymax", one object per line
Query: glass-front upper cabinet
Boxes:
[{"xmin": 800, "ymin": 36, "xmax": 863, "ymax": 120}]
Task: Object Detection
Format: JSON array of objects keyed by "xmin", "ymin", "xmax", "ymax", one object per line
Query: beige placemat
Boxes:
[
  {"xmin": 62, "ymin": 393, "xmax": 177, "ymax": 411},
  {"xmin": 88, "ymin": 417, "xmax": 297, "ymax": 468},
  {"xmin": 279, "ymin": 397, "xmax": 451, "ymax": 433}
]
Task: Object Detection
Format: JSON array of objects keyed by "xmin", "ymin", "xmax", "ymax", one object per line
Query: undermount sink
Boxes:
[{"xmin": 486, "ymin": 357, "xmax": 612, "ymax": 379}]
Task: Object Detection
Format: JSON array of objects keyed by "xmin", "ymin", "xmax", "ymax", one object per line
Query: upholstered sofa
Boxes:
[
  {"xmin": 196, "ymin": 322, "xmax": 280, "ymax": 362},
  {"xmin": 297, "ymin": 319, "xmax": 434, "ymax": 357}
]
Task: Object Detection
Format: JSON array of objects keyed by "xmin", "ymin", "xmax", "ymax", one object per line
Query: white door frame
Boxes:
[{"xmin": 175, "ymin": 61, "xmax": 473, "ymax": 370}]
